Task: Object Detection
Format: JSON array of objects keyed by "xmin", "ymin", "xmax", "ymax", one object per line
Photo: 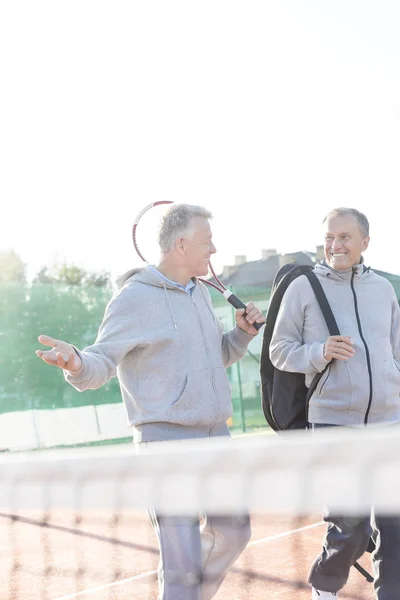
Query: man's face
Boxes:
[
  {"xmin": 182, "ymin": 217, "xmax": 216, "ymax": 276},
  {"xmin": 324, "ymin": 214, "xmax": 369, "ymax": 271}
]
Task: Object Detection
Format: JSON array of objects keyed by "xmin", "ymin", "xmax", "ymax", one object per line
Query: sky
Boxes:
[{"xmin": 1, "ymin": 0, "xmax": 400, "ymax": 281}]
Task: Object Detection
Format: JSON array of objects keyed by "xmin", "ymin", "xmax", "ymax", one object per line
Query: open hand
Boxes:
[{"xmin": 36, "ymin": 335, "xmax": 82, "ymax": 372}]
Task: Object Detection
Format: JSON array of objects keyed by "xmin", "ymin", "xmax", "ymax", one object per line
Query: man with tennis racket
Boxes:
[{"xmin": 36, "ymin": 203, "xmax": 265, "ymax": 600}]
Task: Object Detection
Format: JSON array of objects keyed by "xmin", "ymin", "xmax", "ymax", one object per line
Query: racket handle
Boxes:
[{"xmin": 222, "ymin": 291, "xmax": 264, "ymax": 331}]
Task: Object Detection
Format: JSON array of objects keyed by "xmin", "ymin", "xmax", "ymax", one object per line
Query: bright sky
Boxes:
[{"xmin": 1, "ymin": 0, "xmax": 400, "ymax": 281}]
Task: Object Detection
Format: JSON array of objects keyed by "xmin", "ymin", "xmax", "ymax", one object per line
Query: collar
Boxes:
[{"xmin": 146, "ymin": 265, "xmax": 196, "ymax": 295}]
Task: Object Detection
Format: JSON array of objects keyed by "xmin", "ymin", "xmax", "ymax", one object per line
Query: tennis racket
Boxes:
[{"xmin": 132, "ymin": 201, "xmax": 263, "ymax": 330}]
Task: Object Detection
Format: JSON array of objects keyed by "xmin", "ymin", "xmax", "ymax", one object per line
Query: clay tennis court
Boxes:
[{"xmin": 0, "ymin": 510, "xmax": 375, "ymax": 600}]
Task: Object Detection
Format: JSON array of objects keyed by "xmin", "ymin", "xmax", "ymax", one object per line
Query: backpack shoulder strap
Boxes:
[{"xmin": 303, "ymin": 271, "xmax": 340, "ymax": 336}]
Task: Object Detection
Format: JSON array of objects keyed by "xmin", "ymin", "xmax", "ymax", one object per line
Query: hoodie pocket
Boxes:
[
  {"xmin": 212, "ymin": 366, "xmax": 233, "ymax": 420},
  {"xmin": 136, "ymin": 370, "xmax": 189, "ymax": 412},
  {"xmin": 311, "ymin": 360, "xmax": 352, "ymax": 410},
  {"xmin": 164, "ymin": 369, "xmax": 217, "ymax": 426},
  {"xmin": 169, "ymin": 375, "xmax": 189, "ymax": 408},
  {"xmin": 383, "ymin": 358, "xmax": 400, "ymax": 404}
]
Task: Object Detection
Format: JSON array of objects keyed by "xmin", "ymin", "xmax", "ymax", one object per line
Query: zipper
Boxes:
[
  {"xmin": 319, "ymin": 363, "xmax": 332, "ymax": 395},
  {"xmin": 350, "ymin": 270, "xmax": 373, "ymax": 424},
  {"xmin": 192, "ymin": 296, "xmax": 219, "ymax": 426}
]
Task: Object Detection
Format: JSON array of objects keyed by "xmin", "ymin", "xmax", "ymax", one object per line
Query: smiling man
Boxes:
[
  {"xmin": 35, "ymin": 203, "xmax": 265, "ymax": 600},
  {"xmin": 270, "ymin": 207, "xmax": 400, "ymax": 600},
  {"xmin": 323, "ymin": 208, "xmax": 370, "ymax": 271}
]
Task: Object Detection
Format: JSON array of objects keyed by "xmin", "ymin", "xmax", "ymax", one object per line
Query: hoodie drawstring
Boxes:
[
  {"xmin": 162, "ymin": 283, "xmax": 178, "ymax": 330},
  {"xmin": 198, "ymin": 284, "xmax": 218, "ymax": 326}
]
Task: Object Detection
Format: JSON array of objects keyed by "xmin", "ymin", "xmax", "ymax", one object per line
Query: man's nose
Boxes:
[
  {"xmin": 331, "ymin": 238, "xmax": 342, "ymax": 250},
  {"xmin": 210, "ymin": 242, "xmax": 217, "ymax": 254}
]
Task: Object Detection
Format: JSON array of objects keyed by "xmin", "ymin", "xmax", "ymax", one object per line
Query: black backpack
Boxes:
[
  {"xmin": 259, "ymin": 262, "xmax": 375, "ymax": 581},
  {"xmin": 260, "ymin": 263, "xmax": 339, "ymax": 432}
]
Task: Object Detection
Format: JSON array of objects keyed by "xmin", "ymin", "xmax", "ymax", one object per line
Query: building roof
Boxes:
[
  {"xmin": 212, "ymin": 253, "xmax": 400, "ymax": 293},
  {"xmin": 218, "ymin": 252, "xmax": 315, "ymax": 288}
]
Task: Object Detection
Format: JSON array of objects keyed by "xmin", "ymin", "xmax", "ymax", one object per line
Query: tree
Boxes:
[
  {"xmin": 52, "ymin": 263, "xmax": 87, "ymax": 285},
  {"xmin": 34, "ymin": 263, "xmax": 111, "ymax": 287},
  {"xmin": 34, "ymin": 266, "xmax": 55, "ymax": 284},
  {"xmin": 0, "ymin": 250, "xmax": 26, "ymax": 283},
  {"xmin": 84, "ymin": 270, "xmax": 111, "ymax": 287}
]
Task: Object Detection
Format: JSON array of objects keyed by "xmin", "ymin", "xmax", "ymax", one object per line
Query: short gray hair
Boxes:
[
  {"xmin": 158, "ymin": 204, "xmax": 213, "ymax": 254},
  {"xmin": 322, "ymin": 207, "xmax": 369, "ymax": 238}
]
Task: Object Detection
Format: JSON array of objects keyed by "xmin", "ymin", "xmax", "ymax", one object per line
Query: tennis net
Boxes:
[{"xmin": 1, "ymin": 425, "xmax": 399, "ymax": 599}]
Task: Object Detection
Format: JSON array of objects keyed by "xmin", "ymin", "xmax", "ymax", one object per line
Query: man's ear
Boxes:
[
  {"xmin": 362, "ymin": 236, "xmax": 370, "ymax": 252},
  {"xmin": 176, "ymin": 237, "xmax": 185, "ymax": 254}
]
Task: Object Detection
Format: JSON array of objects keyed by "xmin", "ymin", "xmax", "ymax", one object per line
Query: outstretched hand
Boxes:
[{"xmin": 36, "ymin": 335, "xmax": 82, "ymax": 372}]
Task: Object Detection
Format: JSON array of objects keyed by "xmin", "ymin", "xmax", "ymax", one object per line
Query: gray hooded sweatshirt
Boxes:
[
  {"xmin": 65, "ymin": 268, "xmax": 254, "ymax": 441},
  {"xmin": 270, "ymin": 262, "xmax": 400, "ymax": 426}
]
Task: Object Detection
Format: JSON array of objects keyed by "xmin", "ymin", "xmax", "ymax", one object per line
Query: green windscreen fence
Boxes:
[
  {"xmin": 1, "ymin": 277, "xmax": 399, "ymax": 448},
  {"xmin": 0, "ymin": 283, "xmax": 121, "ymax": 413}
]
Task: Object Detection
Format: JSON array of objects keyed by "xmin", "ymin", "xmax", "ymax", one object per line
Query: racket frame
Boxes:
[{"xmin": 132, "ymin": 201, "xmax": 263, "ymax": 330}]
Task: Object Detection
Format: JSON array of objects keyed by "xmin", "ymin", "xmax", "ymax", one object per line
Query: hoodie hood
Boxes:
[
  {"xmin": 115, "ymin": 267, "xmax": 144, "ymax": 288},
  {"xmin": 115, "ymin": 266, "xmax": 194, "ymax": 290},
  {"xmin": 314, "ymin": 260, "xmax": 371, "ymax": 282},
  {"xmin": 114, "ymin": 266, "xmax": 200, "ymax": 331}
]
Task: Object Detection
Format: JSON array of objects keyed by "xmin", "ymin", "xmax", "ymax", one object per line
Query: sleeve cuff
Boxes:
[
  {"xmin": 230, "ymin": 326, "xmax": 254, "ymax": 348},
  {"xmin": 309, "ymin": 342, "xmax": 330, "ymax": 372},
  {"xmin": 63, "ymin": 347, "xmax": 90, "ymax": 384}
]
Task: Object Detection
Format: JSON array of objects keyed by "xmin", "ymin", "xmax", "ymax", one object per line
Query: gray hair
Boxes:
[
  {"xmin": 158, "ymin": 203, "xmax": 213, "ymax": 254},
  {"xmin": 322, "ymin": 207, "xmax": 369, "ymax": 238}
]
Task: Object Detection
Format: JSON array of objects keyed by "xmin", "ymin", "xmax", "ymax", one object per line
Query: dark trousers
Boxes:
[{"xmin": 308, "ymin": 424, "xmax": 400, "ymax": 599}]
